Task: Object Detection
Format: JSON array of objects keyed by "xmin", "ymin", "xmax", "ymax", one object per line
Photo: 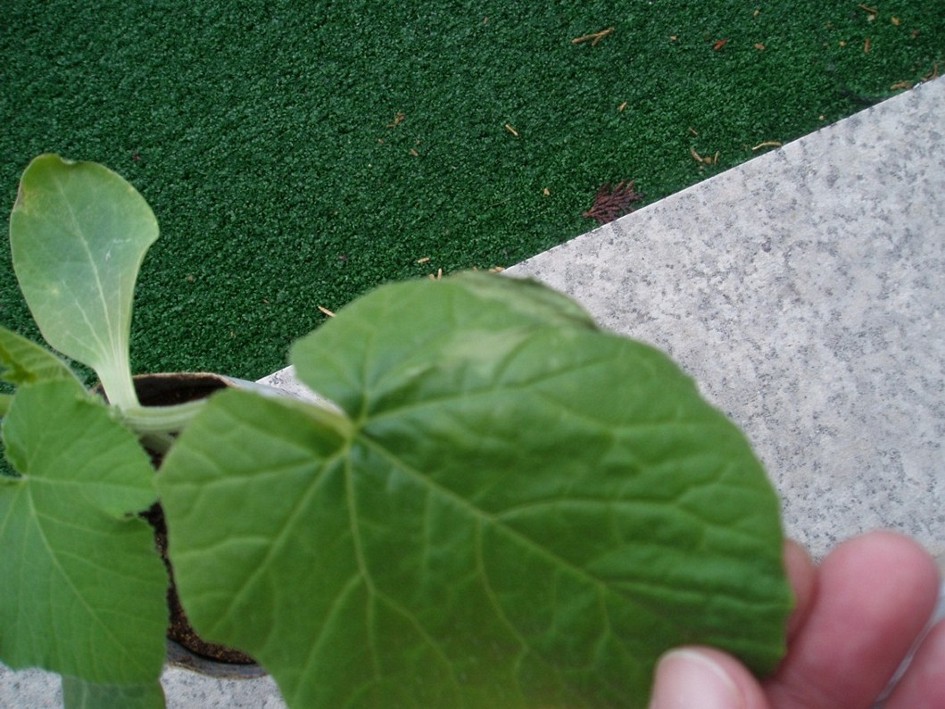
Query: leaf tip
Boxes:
[{"xmin": 14, "ymin": 154, "xmax": 71, "ymax": 213}]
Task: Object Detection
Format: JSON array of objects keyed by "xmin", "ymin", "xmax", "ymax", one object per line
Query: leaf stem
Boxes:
[
  {"xmin": 120, "ymin": 399, "xmax": 206, "ymax": 435},
  {"xmin": 99, "ymin": 368, "xmax": 142, "ymax": 410},
  {"xmin": 140, "ymin": 431, "xmax": 176, "ymax": 456}
]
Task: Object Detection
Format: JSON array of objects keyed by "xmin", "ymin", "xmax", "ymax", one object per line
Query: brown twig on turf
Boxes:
[
  {"xmin": 572, "ymin": 27, "xmax": 614, "ymax": 47},
  {"xmin": 690, "ymin": 147, "xmax": 720, "ymax": 165}
]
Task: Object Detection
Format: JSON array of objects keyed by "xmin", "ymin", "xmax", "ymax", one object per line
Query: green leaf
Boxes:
[
  {"xmin": 0, "ymin": 380, "xmax": 167, "ymax": 684},
  {"xmin": 160, "ymin": 273, "xmax": 791, "ymax": 708},
  {"xmin": 62, "ymin": 675, "xmax": 166, "ymax": 709},
  {"xmin": 0, "ymin": 325, "xmax": 82, "ymax": 388},
  {"xmin": 9, "ymin": 154, "xmax": 159, "ymax": 409}
]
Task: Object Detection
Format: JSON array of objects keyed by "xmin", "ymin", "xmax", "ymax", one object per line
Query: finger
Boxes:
[
  {"xmin": 764, "ymin": 531, "xmax": 941, "ymax": 709},
  {"xmin": 782, "ymin": 539, "xmax": 815, "ymax": 640},
  {"xmin": 885, "ymin": 620, "xmax": 945, "ymax": 709},
  {"xmin": 649, "ymin": 646, "xmax": 771, "ymax": 709},
  {"xmin": 647, "ymin": 541, "xmax": 815, "ymax": 709}
]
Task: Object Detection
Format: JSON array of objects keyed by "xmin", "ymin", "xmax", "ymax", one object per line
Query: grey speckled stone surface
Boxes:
[
  {"xmin": 0, "ymin": 666, "xmax": 287, "ymax": 708},
  {"xmin": 262, "ymin": 77, "xmax": 945, "ymax": 563},
  {"xmin": 3, "ymin": 77, "xmax": 943, "ymax": 707},
  {"xmin": 506, "ymin": 75, "xmax": 945, "ymax": 563}
]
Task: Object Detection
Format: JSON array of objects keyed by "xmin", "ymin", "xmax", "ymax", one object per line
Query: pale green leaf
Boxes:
[
  {"xmin": 62, "ymin": 675, "xmax": 166, "ymax": 709},
  {"xmin": 9, "ymin": 154, "xmax": 159, "ymax": 408},
  {"xmin": 0, "ymin": 380, "xmax": 167, "ymax": 684},
  {"xmin": 160, "ymin": 273, "xmax": 791, "ymax": 708},
  {"xmin": 0, "ymin": 325, "xmax": 82, "ymax": 388}
]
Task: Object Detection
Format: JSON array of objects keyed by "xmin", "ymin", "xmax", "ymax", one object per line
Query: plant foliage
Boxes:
[
  {"xmin": 160, "ymin": 273, "xmax": 792, "ymax": 707},
  {"xmin": 9, "ymin": 155, "xmax": 158, "ymax": 409},
  {"xmin": 1, "ymin": 155, "xmax": 791, "ymax": 708}
]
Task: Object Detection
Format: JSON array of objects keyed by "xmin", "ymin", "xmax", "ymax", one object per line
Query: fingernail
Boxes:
[{"xmin": 649, "ymin": 649, "xmax": 744, "ymax": 709}]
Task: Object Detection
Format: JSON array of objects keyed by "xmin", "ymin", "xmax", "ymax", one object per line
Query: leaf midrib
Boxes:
[{"xmin": 49, "ymin": 173, "xmax": 118, "ymax": 367}]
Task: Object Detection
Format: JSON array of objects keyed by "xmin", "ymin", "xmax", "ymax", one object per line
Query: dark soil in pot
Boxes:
[
  {"xmin": 120, "ymin": 373, "xmax": 263, "ymax": 676},
  {"xmin": 141, "ymin": 502, "xmax": 256, "ymax": 666}
]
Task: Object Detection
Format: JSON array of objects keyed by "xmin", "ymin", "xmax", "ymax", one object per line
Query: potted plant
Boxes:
[{"xmin": 0, "ymin": 155, "xmax": 792, "ymax": 708}]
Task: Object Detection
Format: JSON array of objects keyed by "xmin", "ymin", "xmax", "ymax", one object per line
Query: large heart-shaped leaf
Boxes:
[
  {"xmin": 159, "ymin": 273, "xmax": 791, "ymax": 707},
  {"xmin": 9, "ymin": 154, "xmax": 159, "ymax": 409},
  {"xmin": 0, "ymin": 379, "xmax": 167, "ymax": 684}
]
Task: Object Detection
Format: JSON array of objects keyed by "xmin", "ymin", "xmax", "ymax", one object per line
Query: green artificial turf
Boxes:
[{"xmin": 1, "ymin": 1, "xmax": 942, "ymax": 381}]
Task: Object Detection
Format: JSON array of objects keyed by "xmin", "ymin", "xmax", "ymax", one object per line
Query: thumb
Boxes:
[{"xmin": 649, "ymin": 647, "xmax": 769, "ymax": 709}]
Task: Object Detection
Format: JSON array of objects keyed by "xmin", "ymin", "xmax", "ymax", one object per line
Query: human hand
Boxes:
[{"xmin": 648, "ymin": 531, "xmax": 944, "ymax": 708}]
